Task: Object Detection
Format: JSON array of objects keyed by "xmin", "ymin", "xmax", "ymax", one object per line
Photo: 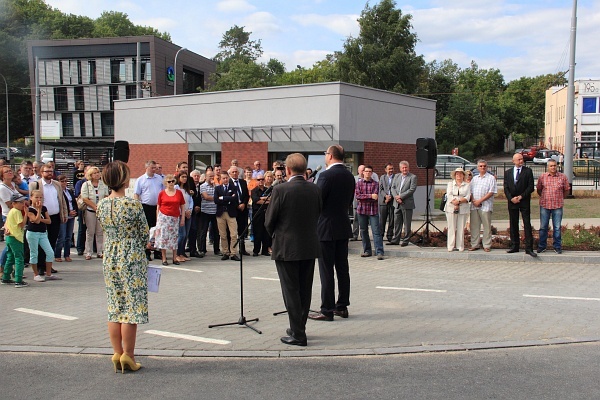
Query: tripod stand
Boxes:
[
  {"xmin": 410, "ymin": 168, "xmax": 445, "ymax": 243},
  {"xmin": 208, "ymin": 192, "xmax": 269, "ymax": 335}
]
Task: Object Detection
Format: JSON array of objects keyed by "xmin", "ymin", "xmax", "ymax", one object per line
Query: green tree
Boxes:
[
  {"xmin": 418, "ymin": 59, "xmax": 460, "ymax": 126},
  {"xmin": 276, "ymin": 54, "xmax": 340, "ymax": 86},
  {"xmin": 337, "ymin": 0, "xmax": 424, "ymax": 93},
  {"xmin": 214, "ymin": 25, "xmax": 263, "ymax": 65}
]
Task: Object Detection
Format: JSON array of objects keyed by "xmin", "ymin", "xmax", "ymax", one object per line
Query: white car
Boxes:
[
  {"xmin": 435, "ymin": 154, "xmax": 477, "ymax": 178},
  {"xmin": 41, "ymin": 150, "xmax": 78, "ymax": 165},
  {"xmin": 532, "ymin": 150, "xmax": 562, "ymax": 164}
]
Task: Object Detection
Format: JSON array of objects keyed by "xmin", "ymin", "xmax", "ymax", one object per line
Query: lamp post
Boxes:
[
  {"xmin": 174, "ymin": 47, "xmax": 187, "ymax": 95},
  {"xmin": 0, "ymin": 72, "xmax": 9, "ymax": 162},
  {"xmin": 296, "ymin": 65, "xmax": 303, "ymax": 84}
]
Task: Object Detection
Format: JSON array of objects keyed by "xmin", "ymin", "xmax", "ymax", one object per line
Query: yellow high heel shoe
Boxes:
[
  {"xmin": 111, "ymin": 353, "xmax": 121, "ymax": 373},
  {"xmin": 119, "ymin": 354, "xmax": 142, "ymax": 373}
]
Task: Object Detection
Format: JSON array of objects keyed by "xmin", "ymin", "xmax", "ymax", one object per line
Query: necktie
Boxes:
[{"xmin": 515, "ymin": 168, "xmax": 521, "ymax": 182}]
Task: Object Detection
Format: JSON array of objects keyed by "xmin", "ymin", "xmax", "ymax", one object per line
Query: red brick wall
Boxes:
[
  {"xmin": 221, "ymin": 142, "xmax": 268, "ymax": 171},
  {"xmin": 129, "ymin": 143, "xmax": 189, "ymax": 177},
  {"xmin": 363, "ymin": 142, "xmax": 434, "ymax": 184}
]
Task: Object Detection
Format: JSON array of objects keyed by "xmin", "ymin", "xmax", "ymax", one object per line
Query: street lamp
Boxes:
[
  {"xmin": 0, "ymin": 72, "xmax": 9, "ymax": 162},
  {"xmin": 297, "ymin": 65, "xmax": 303, "ymax": 84},
  {"xmin": 174, "ymin": 47, "xmax": 187, "ymax": 95}
]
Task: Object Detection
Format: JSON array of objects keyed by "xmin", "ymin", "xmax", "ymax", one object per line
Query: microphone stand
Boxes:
[{"xmin": 208, "ymin": 186, "xmax": 274, "ymax": 334}]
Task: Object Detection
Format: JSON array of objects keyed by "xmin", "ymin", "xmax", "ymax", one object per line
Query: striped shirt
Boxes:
[{"xmin": 200, "ymin": 182, "xmax": 217, "ymax": 214}]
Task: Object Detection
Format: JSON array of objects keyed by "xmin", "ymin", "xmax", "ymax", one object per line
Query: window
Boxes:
[
  {"xmin": 79, "ymin": 113, "xmax": 86, "ymax": 136},
  {"xmin": 101, "ymin": 113, "xmax": 114, "ymax": 136},
  {"xmin": 126, "ymin": 85, "xmax": 137, "ymax": 99},
  {"xmin": 141, "ymin": 58, "xmax": 151, "ymax": 81},
  {"xmin": 88, "ymin": 60, "xmax": 97, "ymax": 84},
  {"xmin": 77, "ymin": 60, "xmax": 82, "ymax": 84},
  {"xmin": 182, "ymin": 69, "xmax": 204, "ymax": 93},
  {"xmin": 59, "ymin": 60, "xmax": 64, "ymax": 85},
  {"xmin": 54, "ymin": 87, "xmax": 68, "ymax": 111},
  {"xmin": 582, "ymin": 97, "xmax": 598, "ymax": 114},
  {"xmin": 62, "ymin": 113, "xmax": 74, "ymax": 137},
  {"xmin": 111, "ymin": 59, "xmax": 126, "ymax": 83},
  {"xmin": 74, "ymin": 86, "xmax": 84, "ymax": 110},
  {"xmin": 109, "ymin": 86, "xmax": 119, "ymax": 111}
]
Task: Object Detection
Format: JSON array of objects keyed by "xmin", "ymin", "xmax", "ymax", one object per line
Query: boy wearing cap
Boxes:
[{"xmin": 1, "ymin": 193, "xmax": 29, "ymax": 287}]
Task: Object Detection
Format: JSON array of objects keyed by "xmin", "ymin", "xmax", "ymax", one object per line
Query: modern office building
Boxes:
[
  {"xmin": 545, "ymin": 79, "xmax": 600, "ymax": 157},
  {"xmin": 27, "ymin": 35, "xmax": 216, "ymax": 158}
]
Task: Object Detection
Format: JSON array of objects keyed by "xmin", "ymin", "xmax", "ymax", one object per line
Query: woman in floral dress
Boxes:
[{"xmin": 97, "ymin": 161, "xmax": 149, "ymax": 373}]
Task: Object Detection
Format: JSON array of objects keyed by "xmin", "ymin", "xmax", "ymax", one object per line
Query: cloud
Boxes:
[
  {"xmin": 216, "ymin": 0, "xmax": 256, "ymax": 13},
  {"xmin": 243, "ymin": 12, "xmax": 282, "ymax": 37},
  {"xmin": 291, "ymin": 13, "xmax": 359, "ymax": 37}
]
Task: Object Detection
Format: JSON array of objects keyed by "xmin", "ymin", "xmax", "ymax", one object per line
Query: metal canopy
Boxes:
[{"xmin": 164, "ymin": 123, "xmax": 334, "ymax": 143}]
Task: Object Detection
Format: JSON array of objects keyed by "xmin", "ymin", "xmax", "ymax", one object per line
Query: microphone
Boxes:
[
  {"xmin": 307, "ymin": 165, "xmax": 322, "ymax": 181},
  {"xmin": 262, "ymin": 179, "xmax": 282, "ymax": 197}
]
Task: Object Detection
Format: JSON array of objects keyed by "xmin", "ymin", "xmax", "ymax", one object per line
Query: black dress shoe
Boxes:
[
  {"xmin": 221, "ymin": 254, "xmax": 229, "ymax": 260},
  {"xmin": 333, "ymin": 309, "xmax": 349, "ymax": 318},
  {"xmin": 190, "ymin": 252, "xmax": 201, "ymax": 258},
  {"xmin": 387, "ymin": 242, "xmax": 399, "ymax": 245},
  {"xmin": 525, "ymin": 250, "xmax": 538, "ymax": 258},
  {"xmin": 308, "ymin": 312, "xmax": 333, "ymax": 321},
  {"xmin": 252, "ymin": 253, "xmax": 259, "ymax": 257},
  {"xmin": 51, "ymin": 268, "xmax": 58, "ymax": 273},
  {"xmin": 280, "ymin": 336, "xmax": 307, "ymax": 347},
  {"xmin": 261, "ymin": 252, "xmax": 270, "ymax": 256},
  {"xmin": 400, "ymin": 242, "xmax": 408, "ymax": 247},
  {"xmin": 230, "ymin": 255, "xmax": 241, "ymax": 261},
  {"xmin": 506, "ymin": 248, "xmax": 519, "ymax": 253},
  {"xmin": 242, "ymin": 250, "xmax": 251, "ymax": 256}
]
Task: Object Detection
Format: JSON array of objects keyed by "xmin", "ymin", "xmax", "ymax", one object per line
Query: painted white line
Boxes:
[
  {"xmin": 145, "ymin": 330, "xmax": 230, "ymax": 345},
  {"xmin": 523, "ymin": 294, "xmax": 600, "ymax": 302},
  {"xmin": 15, "ymin": 308, "xmax": 78, "ymax": 321},
  {"xmin": 376, "ymin": 286, "xmax": 447, "ymax": 293},
  {"xmin": 251, "ymin": 277, "xmax": 279, "ymax": 281},
  {"xmin": 161, "ymin": 266, "xmax": 203, "ymax": 273}
]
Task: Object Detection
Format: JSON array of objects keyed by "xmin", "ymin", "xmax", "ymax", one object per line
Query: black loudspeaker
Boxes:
[
  {"xmin": 113, "ymin": 140, "xmax": 130, "ymax": 163},
  {"xmin": 416, "ymin": 138, "xmax": 437, "ymax": 169}
]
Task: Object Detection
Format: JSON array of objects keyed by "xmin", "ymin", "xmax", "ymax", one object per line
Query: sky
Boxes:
[{"xmin": 44, "ymin": 0, "xmax": 599, "ymax": 82}]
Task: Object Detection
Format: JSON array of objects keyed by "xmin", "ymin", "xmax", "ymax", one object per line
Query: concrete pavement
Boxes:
[{"xmin": 1, "ymin": 237, "xmax": 599, "ymax": 358}]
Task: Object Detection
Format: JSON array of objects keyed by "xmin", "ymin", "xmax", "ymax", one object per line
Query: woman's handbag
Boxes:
[
  {"xmin": 76, "ymin": 195, "xmax": 86, "ymax": 211},
  {"xmin": 439, "ymin": 193, "xmax": 447, "ymax": 211}
]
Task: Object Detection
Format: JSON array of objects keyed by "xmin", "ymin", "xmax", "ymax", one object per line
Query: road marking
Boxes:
[
  {"xmin": 145, "ymin": 330, "xmax": 230, "ymax": 345},
  {"xmin": 523, "ymin": 294, "xmax": 600, "ymax": 301},
  {"xmin": 160, "ymin": 266, "xmax": 202, "ymax": 273},
  {"xmin": 376, "ymin": 286, "xmax": 447, "ymax": 293},
  {"xmin": 15, "ymin": 308, "xmax": 78, "ymax": 321},
  {"xmin": 251, "ymin": 277, "xmax": 279, "ymax": 281}
]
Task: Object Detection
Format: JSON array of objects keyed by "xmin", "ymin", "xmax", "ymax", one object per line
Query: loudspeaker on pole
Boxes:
[
  {"xmin": 416, "ymin": 138, "xmax": 437, "ymax": 169},
  {"xmin": 113, "ymin": 140, "xmax": 130, "ymax": 163}
]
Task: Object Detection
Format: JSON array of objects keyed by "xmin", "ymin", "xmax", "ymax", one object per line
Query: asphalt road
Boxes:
[{"xmin": 1, "ymin": 342, "xmax": 599, "ymax": 399}]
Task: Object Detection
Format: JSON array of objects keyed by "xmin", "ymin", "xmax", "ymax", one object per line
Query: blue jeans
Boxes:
[
  {"xmin": 357, "ymin": 213, "xmax": 384, "ymax": 256},
  {"xmin": 55, "ymin": 218, "xmax": 75, "ymax": 258},
  {"xmin": 539, "ymin": 207, "xmax": 563, "ymax": 250},
  {"xmin": 177, "ymin": 217, "xmax": 191, "ymax": 255},
  {"xmin": 26, "ymin": 231, "xmax": 54, "ymax": 264},
  {"xmin": 0, "ymin": 215, "xmax": 7, "ymax": 266}
]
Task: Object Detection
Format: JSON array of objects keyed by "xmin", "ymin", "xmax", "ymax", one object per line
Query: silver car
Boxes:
[{"xmin": 435, "ymin": 154, "xmax": 477, "ymax": 178}]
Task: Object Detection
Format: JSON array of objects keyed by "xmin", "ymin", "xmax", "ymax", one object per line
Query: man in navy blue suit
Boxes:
[
  {"xmin": 309, "ymin": 145, "xmax": 356, "ymax": 321},
  {"xmin": 214, "ymin": 171, "xmax": 240, "ymax": 261}
]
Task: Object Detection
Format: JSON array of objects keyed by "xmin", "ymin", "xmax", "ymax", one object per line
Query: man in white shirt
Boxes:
[{"xmin": 468, "ymin": 159, "xmax": 497, "ymax": 252}]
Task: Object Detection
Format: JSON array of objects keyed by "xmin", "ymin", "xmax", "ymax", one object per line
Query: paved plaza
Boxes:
[{"xmin": 1, "ymin": 238, "xmax": 599, "ymax": 358}]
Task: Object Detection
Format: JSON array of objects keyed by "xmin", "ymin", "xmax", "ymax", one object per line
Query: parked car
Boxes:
[
  {"xmin": 573, "ymin": 158, "xmax": 600, "ymax": 179},
  {"xmin": 521, "ymin": 146, "xmax": 545, "ymax": 162},
  {"xmin": 533, "ymin": 150, "xmax": 562, "ymax": 164},
  {"xmin": 435, "ymin": 154, "xmax": 477, "ymax": 178},
  {"xmin": 41, "ymin": 150, "xmax": 77, "ymax": 166}
]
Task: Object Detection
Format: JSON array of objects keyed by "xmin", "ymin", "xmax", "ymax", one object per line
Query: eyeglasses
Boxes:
[
  {"xmin": 257, "ymin": 178, "xmax": 264, "ymax": 181},
  {"xmin": 167, "ymin": 180, "xmax": 175, "ymax": 183}
]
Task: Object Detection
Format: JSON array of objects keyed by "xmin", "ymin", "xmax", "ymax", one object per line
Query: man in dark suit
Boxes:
[
  {"xmin": 309, "ymin": 145, "xmax": 356, "ymax": 321},
  {"xmin": 266, "ymin": 153, "xmax": 322, "ymax": 346},
  {"xmin": 214, "ymin": 171, "xmax": 240, "ymax": 261},
  {"xmin": 379, "ymin": 163, "xmax": 396, "ymax": 243},
  {"xmin": 228, "ymin": 167, "xmax": 250, "ymax": 256},
  {"xmin": 503, "ymin": 153, "xmax": 537, "ymax": 257}
]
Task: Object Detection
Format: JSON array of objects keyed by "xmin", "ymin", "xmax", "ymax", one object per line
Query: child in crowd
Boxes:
[
  {"xmin": 26, "ymin": 190, "xmax": 60, "ymax": 282},
  {"xmin": 1, "ymin": 193, "xmax": 29, "ymax": 287}
]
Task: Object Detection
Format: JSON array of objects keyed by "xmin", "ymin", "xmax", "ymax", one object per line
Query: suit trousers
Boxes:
[
  {"xmin": 391, "ymin": 207, "xmax": 413, "ymax": 244},
  {"xmin": 275, "ymin": 259, "xmax": 315, "ymax": 341},
  {"xmin": 508, "ymin": 204, "xmax": 533, "ymax": 250},
  {"xmin": 379, "ymin": 202, "xmax": 395, "ymax": 241},
  {"xmin": 217, "ymin": 211, "xmax": 238, "ymax": 256},
  {"xmin": 318, "ymin": 239, "xmax": 350, "ymax": 315},
  {"xmin": 142, "ymin": 204, "xmax": 161, "ymax": 258},
  {"xmin": 470, "ymin": 209, "xmax": 493, "ymax": 249},
  {"xmin": 198, "ymin": 212, "xmax": 219, "ymax": 254},
  {"xmin": 446, "ymin": 212, "xmax": 467, "ymax": 251},
  {"xmin": 187, "ymin": 210, "xmax": 200, "ymax": 254},
  {"xmin": 236, "ymin": 208, "xmax": 249, "ymax": 251}
]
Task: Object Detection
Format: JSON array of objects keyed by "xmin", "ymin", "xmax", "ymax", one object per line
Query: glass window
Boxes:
[
  {"xmin": 88, "ymin": 60, "xmax": 97, "ymax": 84},
  {"xmin": 74, "ymin": 86, "xmax": 84, "ymax": 110},
  {"xmin": 59, "ymin": 60, "xmax": 63, "ymax": 85},
  {"xmin": 54, "ymin": 87, "xmax": 68, "ymax": 111},
  {"xmin": 101, "ymin": 113, "xmax": 114, "ymax": 136},
  {"xmin": 183, "ymin": 69, "xmax": 204, "ymax": 93},
  {"xmin": 111, "ymin": 59, "xmax": 126, "ymax": 83},
  {"xmin": 141, "ymin": 58, "xmax": 151, "ymax": 81},
  {"xmin": 109, "ymin": 86, "xmax": 119, "ymax": 111},
  {"xmin": 77, "ymin": 60, "xmax": 82, "ymax": 84},
  {"xmin": 582, "ymin": 97, "xmax": 597, "ymax": 114},
  {"xmin": 62, "ymin": 113, "xmax": 74, "ymax": 137},
  {"xmin": 126, "ymin": 85, "xmax": 137, "ymax": 99},
  {"xmin": 79, "ymin": 113, "xmax": 86, "ymax": 136}
]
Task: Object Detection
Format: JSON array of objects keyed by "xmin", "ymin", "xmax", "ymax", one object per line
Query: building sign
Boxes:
[
  {"xmin": 41, "ymin": 120, "xmax": 60, "ymax": 140},
  {"xmin": 579, "ymin": 80, "xmax": 600, "ymax": 94},
  {"xmin": 167, "ymin": 66, "xmax": 175, "ymax": 82}
]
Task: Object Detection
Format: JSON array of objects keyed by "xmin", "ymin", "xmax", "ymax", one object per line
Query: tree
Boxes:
[
  {"xmin": 214, "ymin": 25, "xmax": 263, "ymax": 65},
  {"xmin": 418, "ymin": 59, "xmax": 460, "ymax": 126},
  {"xmin": 337, "ymin": 0, "xmax": 424, "ymax": 93}
]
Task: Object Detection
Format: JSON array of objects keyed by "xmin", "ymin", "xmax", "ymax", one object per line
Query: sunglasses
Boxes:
[
  {"xmin": 167, "ymin": 180, "xmax": 175, "ymax": 183},
  {"xmin": 257, "ymin": 178, "xmax": 264, "ymax": 181}
]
